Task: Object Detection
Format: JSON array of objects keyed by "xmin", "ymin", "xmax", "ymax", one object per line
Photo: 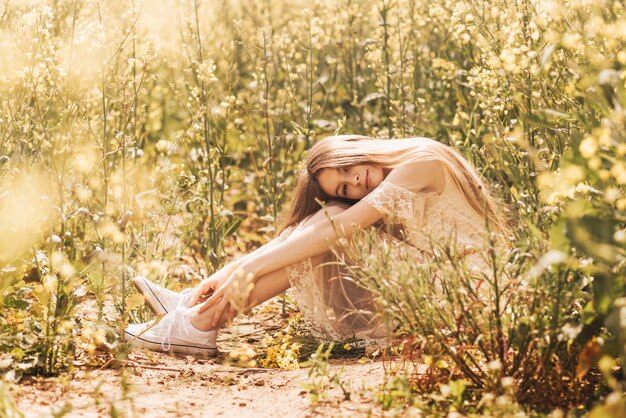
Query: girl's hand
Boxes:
[
  {"xmin": 189, "ymin": 268, "xmax": 233, "ymax": 307},
  {"xmin": 197, "ymin": 267, "xmax": 255, "ymax": 327}
]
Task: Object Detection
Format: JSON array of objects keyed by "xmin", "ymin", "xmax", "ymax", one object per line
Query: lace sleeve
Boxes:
[{"xmin": 362, "ymin": 181, "xmax": 425, "ymax": 225}]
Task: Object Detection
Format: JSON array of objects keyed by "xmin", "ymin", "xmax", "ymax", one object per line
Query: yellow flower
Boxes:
[
  {"xmin": 579, "ymin": 135, "xmax": 598, "ymax": 158},
  {"xmin": 605, "ymin": 187, "xmax": 620, "ymax": 203},
  {"xmin": 563, "ymin": 165, "xmax": 586, "ymax": 183},
  {"xmin": 598, "ymin": 129, "xmax": 612, "ymax": 147},
  {"xmin": 588, "ymin": 157, "xmax": 601, "ymax": 170},
  {"xmin": 610, "ymin": 163, "xmax": 626, "ymax": 184},
  {"xmin": 260, "ymin": 331, "xmax": 301, "ymax": 370},
  {"xmin": 599, "ymin": 170, "xmax": 611, "ymax": 181}
]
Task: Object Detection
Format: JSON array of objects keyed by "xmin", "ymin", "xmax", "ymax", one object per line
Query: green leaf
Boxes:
[
  {"xmin": 221, "ymin": 217, "xmax": 242, "ymax": 239},
  {"xmin": 564, "ymin": 201, "xmax": 617, "ymax": 263},
  {"xmin": 550, "ymin": 217, "xmax": 570, "ymax": 255}
]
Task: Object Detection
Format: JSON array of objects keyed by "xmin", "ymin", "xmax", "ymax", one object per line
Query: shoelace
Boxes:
[
  {"xmin": 162, "ymin": 301, "xmax": 191, "ymax": 351},
  {"xmin": 179, "ymin": 288, "xmax": 194, "ymax": 308}
]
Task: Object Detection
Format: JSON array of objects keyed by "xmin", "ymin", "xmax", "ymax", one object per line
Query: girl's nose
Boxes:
[{"xmin": 353, "ymin": 174, "xmax": 360, "ymax": 185}]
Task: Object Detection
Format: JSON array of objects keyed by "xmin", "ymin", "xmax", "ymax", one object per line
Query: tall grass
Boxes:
[{"xmin": 0, "ymin": 0, "xmax": 623, "ymax": 414}]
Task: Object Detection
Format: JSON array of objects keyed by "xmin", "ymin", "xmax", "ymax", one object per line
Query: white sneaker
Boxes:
[
  {"xmin": 124, "ymin": 309, "xmax": 218, "ymax": 358},
  {"xmin": 132, "ymin": 276, "xmax": 193, "ymax": 315}
]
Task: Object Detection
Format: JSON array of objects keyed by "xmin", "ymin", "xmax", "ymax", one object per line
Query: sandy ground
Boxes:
[
  {"xmin": 15, "ymin": 356, "xmax": 386, "ymax": 417},
  {"xmin": 17, "ymin": 356, "xmax": 383, "ymax": 417},
  {"xmin": 13, "ymin": 299, "xmax": 392, "ymax": 418}
]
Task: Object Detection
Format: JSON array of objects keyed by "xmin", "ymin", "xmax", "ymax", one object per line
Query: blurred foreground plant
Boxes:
[{"xmin": 0, "ymin": 379, "xmax": 23, "ymax": 418}]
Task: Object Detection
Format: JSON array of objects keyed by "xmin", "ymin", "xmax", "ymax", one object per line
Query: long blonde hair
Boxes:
[{"xmin": 277, "ymin": 135, "xmax": 510, "ymax": 237}]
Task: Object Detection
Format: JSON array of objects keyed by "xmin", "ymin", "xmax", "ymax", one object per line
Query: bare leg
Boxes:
[
  {"xmin": 189, "ymin": 265, "xmax": 292, "ymax": 331},
  {"xmin": 188, "ymin": 201, "xmax": 350, "ymax": 331}
]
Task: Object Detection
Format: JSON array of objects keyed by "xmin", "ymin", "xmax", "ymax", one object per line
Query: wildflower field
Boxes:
[{"xmin": 1, "ymin": 0, "xmax": 625, "ymax": 416}]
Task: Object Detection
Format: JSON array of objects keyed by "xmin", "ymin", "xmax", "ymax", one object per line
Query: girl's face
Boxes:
[{"xmin": 316, "ymin": 164, "xmax": 386, "ymax": 200}]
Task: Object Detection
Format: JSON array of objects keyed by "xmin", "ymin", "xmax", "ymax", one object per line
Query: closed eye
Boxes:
[{"xmin": 341, "ymin": 167, "xmax": 349, "ymax": 196}]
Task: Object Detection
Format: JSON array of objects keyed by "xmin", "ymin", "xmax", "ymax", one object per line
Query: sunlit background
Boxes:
[{"xmin": 0, "ymin": 0, "xmax": 625, "ymax": 415}]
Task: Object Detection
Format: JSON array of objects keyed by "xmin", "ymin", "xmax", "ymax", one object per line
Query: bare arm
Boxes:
[
  {"xmin": 190, "ymin": 231, "xmax": 288, "ymax": 305},
  {"xmin": 218, "ymin": 232, "xmax": 288, "ymax": 275},
  {"xmin": 242, "ymin": 200, "xmax": 383, "ymax": 279},
  {"xmin": 240, "ymin": 160, "xmax": 445, "ymax": 279}
]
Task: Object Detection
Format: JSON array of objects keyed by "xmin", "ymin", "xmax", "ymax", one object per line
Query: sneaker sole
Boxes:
[
  {"xmin": 132, "ymin": 277, "xmax": 168, "ymax": 316},
  {"xmin": 124, "ymin": 329, "xmax": 218, "ymax": 358}
]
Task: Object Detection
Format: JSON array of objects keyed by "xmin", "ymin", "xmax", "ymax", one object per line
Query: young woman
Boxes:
[{"xmin": 124, "ymin": 135, "xmax": 509, "ymax": 357}]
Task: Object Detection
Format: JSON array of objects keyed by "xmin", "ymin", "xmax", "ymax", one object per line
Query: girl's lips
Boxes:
[{"xmin": 366, "ymin": 170, "xmax": 369, "ymax": 190}]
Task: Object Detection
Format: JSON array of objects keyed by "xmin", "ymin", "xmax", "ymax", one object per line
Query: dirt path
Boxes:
[
  {"xmin": 13, "ymin": 300, "xmax": 390, "ymax": 417},
  {"xmin": 16, "ymin": 356, "xmax": 386, "ymax": 417}
]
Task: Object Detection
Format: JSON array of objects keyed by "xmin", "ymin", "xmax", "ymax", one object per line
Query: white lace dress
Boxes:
[{"xmin": 280, "ymin": 162, "xmax": 492, "ymax": 341}]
